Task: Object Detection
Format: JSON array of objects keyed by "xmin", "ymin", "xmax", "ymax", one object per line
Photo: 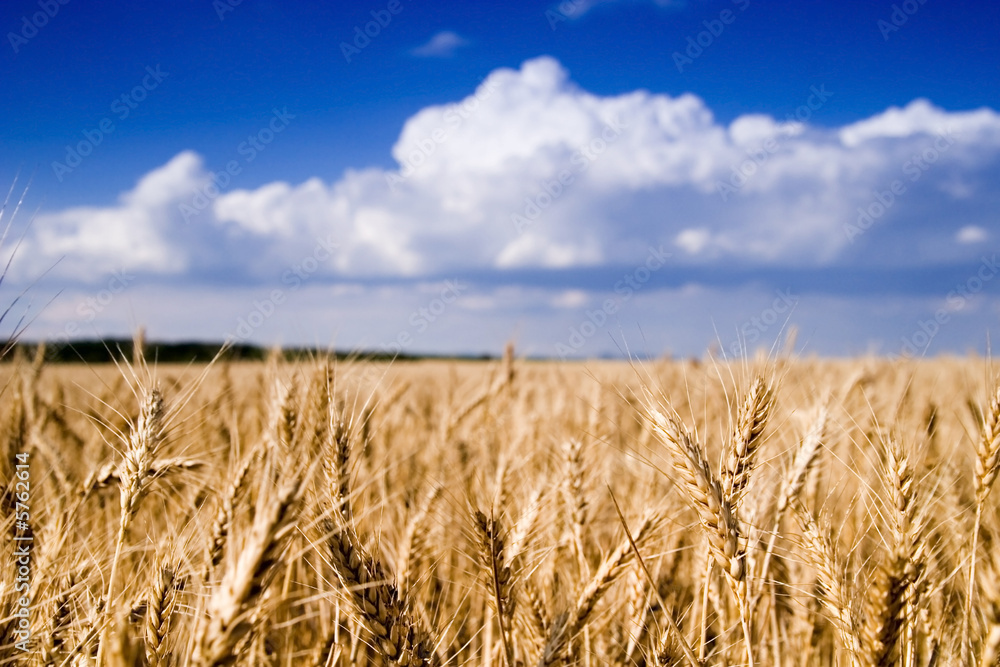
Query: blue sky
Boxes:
[{"xmin": 2, "ymin": 0, "xmax": 1000, "ymax": 358}]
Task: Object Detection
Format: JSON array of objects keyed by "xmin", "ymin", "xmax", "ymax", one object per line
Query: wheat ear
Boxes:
[
  {"xmin": 867, "ymin": 438, "xmax": 926, "ymax": 667},
  {"xmin": 646, "ymin": 405, "xmax": 753, "ymax": 665},
  {"xmin": 397, "ymin": 483, "xmax": 442, "ymax": 598},
  {"xmin": 474, "ymin": 508, "xmax": 517, "ymax": 667},
  {"xmin": 966, "ymin": 384, "xmax": 1000, "ymax": 664},
  {"xmin": 204, "ymin": 453, "xmax": 254, "ymax": 582},
  {"xmin": 608, "ymin": 494, "xmax": 701, "ymax": 667},
  {"xmin": 562, "ymin": 438, "xmax": 588, "ymax": 570},
  {"xmin": 41, "ymin": 575, "xmax": 76, "ymax": 667},
  {"xmin": 754, "ymin": 398, "xmax": 827, "ymax": 612},
  {"xmin": 326, "ymin": 523, "xmax": 438, "ymax": 666},
  {"xmin": 982, "ymin": 593, "xmax": 1000, "ymax": 667},
  {"xmin": 97, "ymin": 386, "xmax": 165, "ymax": 666},
  {"xmin": 536, "ymin": 513, "xmax": 653, "ymax": 667},
  {"xmin": 194, "ymin": 475, "xmax": 302, "ymax": 667},
  {"xmin": 795, "ymin": 503, "xmax": 866, "ymax": 667},
  {"xmin": 144, "ymin": 562, "xmax": 181, "ymax": 667},
  {"xmin": 723, "ymin": 376, "xmax": 774, "ymax": 509}
]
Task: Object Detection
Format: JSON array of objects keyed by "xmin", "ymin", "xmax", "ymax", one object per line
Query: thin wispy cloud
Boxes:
[
  {"xmin": 549, "ymin": 0, "xmax": 687, "ymax": 22},
  {"xmin": 410, "ymin": 31, "xmax": 470, "ymax": 58},
  {"xmin": 957, "ymin": 225, "xmax": 989, "ymax": 244}
]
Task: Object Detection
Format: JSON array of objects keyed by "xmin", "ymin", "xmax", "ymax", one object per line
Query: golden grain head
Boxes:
[{"xmin": 3, "ymin": 349, "xmax": 999, "ymax": 667}]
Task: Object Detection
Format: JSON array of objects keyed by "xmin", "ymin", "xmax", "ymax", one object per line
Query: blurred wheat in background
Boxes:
[{"xmin": 1, "ymin": 340, "xmax": 999, "ymax": 667}]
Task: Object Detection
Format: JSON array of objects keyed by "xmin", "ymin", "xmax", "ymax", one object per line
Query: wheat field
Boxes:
[{"xmin": 2, "ymin": 343, "xmax": 1000, "ymax": 667}]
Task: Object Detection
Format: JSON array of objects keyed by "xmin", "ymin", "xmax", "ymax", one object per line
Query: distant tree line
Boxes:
[{"xmin": 2, "ymin": 339, "xmax": 498, "ymax": 364}]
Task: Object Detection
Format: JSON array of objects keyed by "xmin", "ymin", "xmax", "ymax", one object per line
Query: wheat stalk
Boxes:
[
  {"xmin": 795, "ymin": 503, "xmax": 867, "ymax": 667},
  {"xmin": 645, "ymin": 404, "xmax": 754, "ymax": 665},
  {"xmin": 536, "ymin": 513, "xmax": 653, "ymax": 667},
  {"xmin": 474, "ymin": 507, "xmax": 517, "ymax": 667},
  {"xmin": 96, "ymin": 386, "xmax": 166, "ymax": 666},
  {"xmin": 562, "ymin": 438, "xmax": 588, "ymax": 570},
  {"xmin": 966, "ymin": 383, "xmax": 1000, "ymax": 664},
  {"xmin": 194, "ymin": 474, "xmax": 302, "ymax": 667},
  {"xmin": 867, "ymin": 438, "xmax": 927, "ymax": 667},
  {"xmin": 753, "ymin": 398, "xmax": 827, "ymax": 615},
  {"xmin": 397, "ymin": 483, "xmax": 442, "ymax": 598}
]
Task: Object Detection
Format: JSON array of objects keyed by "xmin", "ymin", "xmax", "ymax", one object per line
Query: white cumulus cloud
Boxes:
[{"xmin": 24, "ymin": 56, "xmax": 1000, "ymax": 289}]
